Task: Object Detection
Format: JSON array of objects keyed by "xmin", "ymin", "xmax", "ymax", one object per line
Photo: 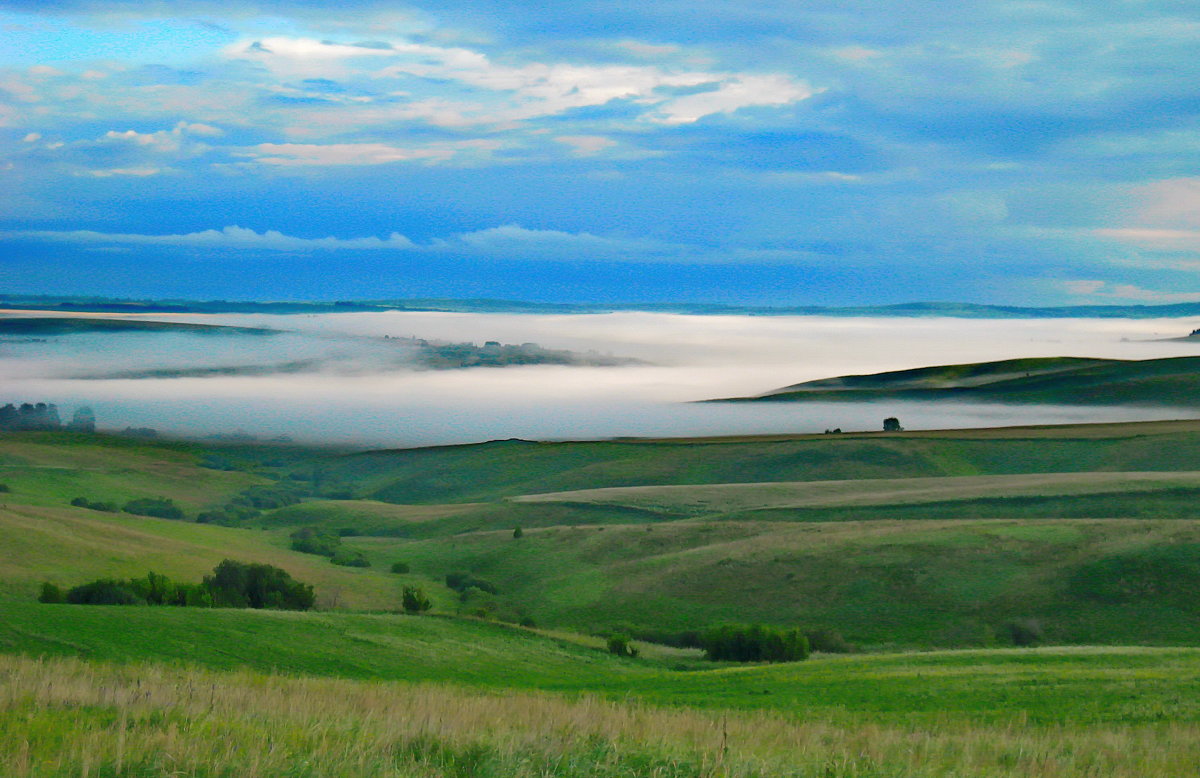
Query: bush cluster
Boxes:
[
  {"xmin": 70, "ymin": 497, "xmax": 119, "ymax": 512},
  {"xmin": 700, "ymin": 624, "xmax": 810, "ymax": 663},
  {"xmin": 289, "ymin": 527, "xmax": 370, "ymax": 567},
  {"xmin": 445, "ymin": 571, "xmax": 498, "ymax": 595},
  {"xmin": 290, "ymin": 526, "xmax": 341, "ymax": 556},
  {"xmin": 122, "ymin": 497, "xmax": 185, "ymax": 520},
  {"xmin": 606, "ymin": 633, "xmax": 639, "ymax": 658},
  {"xmin": 38, "ymin": 560, "xmax": 314, "ymax": 611}
]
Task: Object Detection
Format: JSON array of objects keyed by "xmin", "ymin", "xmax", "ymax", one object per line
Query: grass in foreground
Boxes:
[
  {"xmin": 4, "ymin": 652, "xmax": 1200, "ymax": 777},
  {"xmin": 6, "ymin": 602, "xmax": 1200, "ymax": 725}
]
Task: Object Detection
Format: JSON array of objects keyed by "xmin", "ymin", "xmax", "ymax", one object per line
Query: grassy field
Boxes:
[
  {"xmin": 5, "ymin": 601, "xmax": 1200, "ymax": 724},
  {"xmin": 0, "ymin": 502, "xmax": 422, "ymax": 609},
  {"xmin": 0, "ymin": 432, "xmax": 268, "ymax": 511},
  {"xmin": 325, "ymin": 420, "xmax": 1200, "ymax": 505},
  {"xmin": 512, "ymin": 470, "xmax": 1200, "ymax": 516},
  {"xmin": 345, "ymin": 517, "xmax": 1200, "ymax": 646},
  {"xmin": 8, "ymin": 651, "xmax": 1200, "ymax": 777},
  {"xmin": 8, "ymin": 421, "xmax": 1200, "ymax": 773}
]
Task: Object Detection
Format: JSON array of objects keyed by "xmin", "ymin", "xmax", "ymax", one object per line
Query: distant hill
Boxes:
[
  {"xmin": 0, "ymin": 316, "xmax": 276, "ymax": 336},
  {"xmin": 10, "ymin": 294, "xmax": 1200, "ymax": 318},
  {"xmin": 711, "ymin": 355, "xmax": 1200, "ymax": 407}
]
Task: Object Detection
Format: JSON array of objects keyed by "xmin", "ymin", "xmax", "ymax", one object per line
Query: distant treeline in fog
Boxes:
[{"xmin": 0, "ymin": 402, "xmax": 94, "ymax": 432}]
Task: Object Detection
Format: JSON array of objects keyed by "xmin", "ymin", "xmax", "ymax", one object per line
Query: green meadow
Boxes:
[{"xmin": 6, "ymin": 420, "xmax": 1200, "ymax": 774}]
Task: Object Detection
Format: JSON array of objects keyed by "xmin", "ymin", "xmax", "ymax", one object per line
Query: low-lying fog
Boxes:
[{"xmin": 4, "ymin": 310, "xmax": 1200, "ymax": 447}]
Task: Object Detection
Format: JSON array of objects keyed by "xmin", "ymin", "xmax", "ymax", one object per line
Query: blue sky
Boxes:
[{"xmin": 2, "ymin": 0, "xmax": 1200, "ymax": 305}]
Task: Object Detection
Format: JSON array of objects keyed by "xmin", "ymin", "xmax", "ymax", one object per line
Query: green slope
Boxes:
[
  {"xmin": 513, "ymin": 471, "xmax": 1200, "ymax": 516},
  {"xmin": 5, "ymin": 600, "xmax": 1200, "ymax": 725},
  {"xmin": 347, "ymin": 518, "xmax": 1200, "ymax": 647},
  {"xmin": 324, "ymin": 421, "xmax": 1200, "ymax": 505},
  {"xmin": 0, "ymin": 502, "xmax": 420, "ymax": 609},
  {"xmin": 714, "ymin": 355, "xmax": 1200, "ymax": 406}
]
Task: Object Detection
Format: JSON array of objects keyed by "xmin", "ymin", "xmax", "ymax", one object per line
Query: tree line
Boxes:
[
  {"xmin": 0, "ymin": 402, "xmax": 94, "ymax": 432},
  {"xmin": 38, "ymin": 560, "xmax": 315, "ymax": 610}
]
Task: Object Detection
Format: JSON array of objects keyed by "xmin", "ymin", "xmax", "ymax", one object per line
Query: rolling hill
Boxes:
[
  {"xmin": 711, "ymin": 355, "xmax": 1200, "ymax": 406},
  {"xmin": 7, "ymin": 422, "xmax": 1200, "ymax": 775}
]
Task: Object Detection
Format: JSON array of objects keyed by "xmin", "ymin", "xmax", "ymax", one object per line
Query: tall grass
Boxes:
[{"xmin": 3, "ymin": 654, "xmax": 1200, "ymax": 777}]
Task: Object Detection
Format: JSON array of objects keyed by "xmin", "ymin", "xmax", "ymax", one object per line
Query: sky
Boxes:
[{"xmin": 2, "ymin": 1, "xmax": 1200, "ymax": 305}]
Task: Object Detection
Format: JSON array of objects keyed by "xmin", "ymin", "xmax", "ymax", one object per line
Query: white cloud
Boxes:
[
  {"xmin": 4, "ymin": 225, "xmax": 416, "ymax": 251},
  {"xmin": 1094, "ymin": 227, "xmax": 1200, "ymax": 247},
  {"xmin": 22, "ymin": 132, "xmax": 41, "ymax": 142},
  {"xmin": 240, "ymin": 139, "xmax": 500, "ymax": 167},
  {"xmin": 651, "ymin": 74, "xmax": 818, "ymax": 124},
  {"xmin": 224, "ymin": 37, "xmax": 397, "ymax": 78},
  {"xmin": 82, "ymin": 167, "xmax": 166, "ymax": 177},
  {"xmin": 224, "ymin": 35, "xmax": 814, "ymax": 128},
  {"xmin": 830, "ymin": 46, "xmax": 883, "ymax": 63},
  {"xmin": 0, "ymin": 221, "xmax": 824, "ymax": 264},
  {"xmin": 554, "ymin": 135, "xmax": 616, "ymax": 155},
  {"xmin": 1061, "ymin": 279, "xmax": 1200, "ymax": 303},
  {"xmin": 1129, "ymin": 178, "xmax": 1200, "ymax": 228},
  {"xmin": 451, "ymin": 224, "xmax": 624, "ymax": 250},
  {"xmin": 615, "ymin": 41, "xmax": 682, "ymax": 58},
  {"xmin": 2, "ymin": 222, "xmax": 684, "ymax": 261}
]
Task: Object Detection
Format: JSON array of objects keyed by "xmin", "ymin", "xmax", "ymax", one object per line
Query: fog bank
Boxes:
[{"xmin": 4, "ymin": 311, "xmax": 1200, "ymax": 446}]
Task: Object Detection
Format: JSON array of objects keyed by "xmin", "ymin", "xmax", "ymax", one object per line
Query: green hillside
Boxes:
[
  {"xmin": 346, "ymin": 517, "xmax": 1200, "ymax": 646},
  {"xmin": 323, "ymin": 420, "xmax": 1200, "ymax": 505},
  {"xmin": 8, "ymin": 423, "xmax": 1200, "ymax": 774},
  {"xmin": 713, "ymin": 355, "xmax": 1200, "ymax": 406},
  {"xmin": 5, "ymin": 601, "xmax": 1200, "ymax": 725},
  {"xmin": 513, "ymin": 470, "xmax": 1200, "ymax": 516}
]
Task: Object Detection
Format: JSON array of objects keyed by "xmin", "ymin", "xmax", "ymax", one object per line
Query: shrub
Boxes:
[
  {"xmin": 512, "ymin": 526, "xmax": 524, "ymax": 538},
  {"xmin": 38, "ymin": 582, "xmax": 65, "ymax": 603},
  {"xmin": 390, "ymin": 561, "xmax": 411, "ymax": 574},
  {"xmin": 700, "ymin": 624, "xmax": 810, "ymax": 663},
  {"xmin": 806, "ymin": 628, "xmax": 854, "ymax": 654},
  {"xmin": 196, "ymin": 510, "xmax": 233, "ymax": 525},
  {"xmin": 0, "ymin": 483, "xmax": 10, "ymax": 493},
  {"xmin": 519, "ymin": 615, "xmax": 537, "ymax": 628},
  {"xmin": 45, "ymin": 562, "xmax": 311, "ymax": 611},
  {"xmin": 123, "ymin": 497, "xmax": 184, "ymax": 520},
  {"xmin": 628, "ymin": 627, "xmax": 703, "ymax": 648},
  {"xmin": 231, "ymin": 485, "xmax": 302, "ymax": 510},
  {"xmin": 402, "ymin": 585, "xmax": 432, "ymax": 613},
  {"xmin": 330, "ymin": 549, "xmax": 370, "ymax": 568},
  {"xmin": 290, "ymin": 526, "xmax": 341, "ymax": 557},
  {"xmin": 1007, "ymin": 619, "xmax": 1044, "ymax": 647},
  {"xmin": 203, "ymin": 559, "xmax": 315, "ymax": 610},
  {"xmin": 66, "ymin": 580, "xmax": 144, "ymax": 605},
  {"xmin": 445, "ymin": 571, "xmax": 498, "ymax": 595},
  {"xmin": 70, "ymin": 497, "xmax": 118, "ymax": 512},
  {"xmin": 606, "ymin": 633, "xmax": 639, "ymax": 658}
]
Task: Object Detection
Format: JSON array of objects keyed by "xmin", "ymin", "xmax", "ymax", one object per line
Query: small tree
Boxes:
[
  {"xmin": 606, "ymin": 633, "xmax": 639, "ymax": 658},
  {"xmin": 883, "ymin": 417, "xmax": 903, "ymax": 432},
  {"xmin": 513, "ymin": 526, "xmax": 524, "ymax": 539},
  {"xmin": 402, "ymin": 585, "xmax": 432, "ymax": 614},
  {"xmin": 38, "ymin": 582, "xmax": 65, "ymax": 604}
]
